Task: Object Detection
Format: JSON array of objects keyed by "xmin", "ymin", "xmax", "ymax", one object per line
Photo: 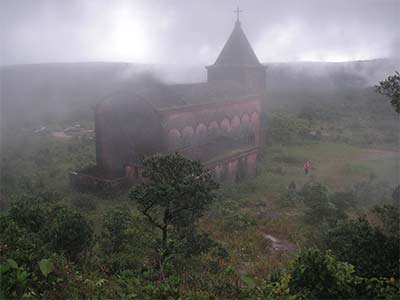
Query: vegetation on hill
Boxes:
[
  {"xmin": 1, "ymin": 62, "xmax": 399, "ymax": 299},
  {"xmin": 376, "ymin": 71, "xmax": 400, "ymax": 113}
]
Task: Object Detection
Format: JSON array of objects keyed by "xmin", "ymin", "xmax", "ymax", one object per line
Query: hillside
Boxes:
[{"xmin": 1, "ymin": 59, "xmax": 398, "ymax": 134}]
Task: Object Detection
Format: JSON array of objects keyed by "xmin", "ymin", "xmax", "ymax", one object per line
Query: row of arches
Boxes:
[
  {"xmin": 168, "ymin": 112, "xmax": 259, "ymax": 149},
  {"xmin": 210, "ymin": 152, "xmax": 258, "ymax": 182}
]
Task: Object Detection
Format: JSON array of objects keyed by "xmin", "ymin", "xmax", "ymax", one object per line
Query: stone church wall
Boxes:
[{"xmin": 159, "ymin": 96, "xmax": 262, "ymax": 151}]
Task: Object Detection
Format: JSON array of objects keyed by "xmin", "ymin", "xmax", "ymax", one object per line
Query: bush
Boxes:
[
  {"xmin": 42, "ymin": 206, "xmax": 93, "ymax": 260},
  {"xmin": 101, "ymin": 207, "xmax": 132, "ymax": 253},
  {"xmin": 280, "ymin": 181, "xmax": 300, "ymax": 207},
  {"xmin": 289, "ymin": 248, "xmax": 399, "ymax": 299},
  {"xmin": 373, "ymin": 204, "xmax": 399, "ymax": 238},
  {"xmin": 267, "ymin": 113, "xmax": 310, "ymax": 145},
  {"xmin": 4, "ymin": 193, "xmax": 93, "ymax": 261},
  {"xmin": 299, "ymin": 183, "xmax": 355, "ymax": 226},
  {"xmin": 71, "ymin": 194, "xmax": 97, "ymax": 212},
  {"xmin": 299, "ymin": 183, "xmax": 336, "ymax": 225},
  {"xmin": 324, "ymin": 218, "xmax": 399, "ymax": 278}
]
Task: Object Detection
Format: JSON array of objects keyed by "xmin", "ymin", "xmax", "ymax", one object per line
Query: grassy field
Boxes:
[
  {"xmin": 198, "ymin": 139, "xmax": 399, "ymax": 277},
  {"xmin": 1, "ymin": 123, "xmax": 398, "ymax": 284}
]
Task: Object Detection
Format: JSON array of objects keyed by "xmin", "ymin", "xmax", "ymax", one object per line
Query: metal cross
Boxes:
[{"xmin": 233, "ymin": 6, "xmax": 243, "ymax": 22}]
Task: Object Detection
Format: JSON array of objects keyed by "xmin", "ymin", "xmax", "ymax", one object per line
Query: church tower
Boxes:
[{"xmin": 206, "ymin": 11, "xmax": 266, "ymax": 93}]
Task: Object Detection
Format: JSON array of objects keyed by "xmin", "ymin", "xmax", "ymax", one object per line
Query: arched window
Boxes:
[
  {"xmin": 168, "ymin": 129, "xmax": 181, "ymax": 149},
  {"xmin": 182, "ymin": 126, "xmax": 194, "ymax": 147},
  {"xmin": 208, "ymin": 121, "xmax": 219, "ymax": 138},
  {"xmin": 231, "ymin": 116, "xmax": 241, "ymax": 137},
  {"xmin": 195, "ymin": 123, "xmax": 207, "ymax": 145},
  {"xmin": 220, "ymin": 118, "xmax": 231, "ymax": 136}
]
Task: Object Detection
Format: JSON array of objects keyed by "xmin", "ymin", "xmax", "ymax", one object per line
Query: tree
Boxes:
[
  {"xmin": 376, "ymin": 71, "xmax": 400, "ymax": 113},
  {"xmin": 129, "ymin": 153, "xmax": 219, "ymax": 262},
  {"xmin": 324, "ymin": 217, "xmax": 399, "ymax": 278}
]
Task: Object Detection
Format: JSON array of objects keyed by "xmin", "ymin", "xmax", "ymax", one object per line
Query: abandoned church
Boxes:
[{"xmin": 71, "ymin": 16, "xmax": 267, "ymax": 191}]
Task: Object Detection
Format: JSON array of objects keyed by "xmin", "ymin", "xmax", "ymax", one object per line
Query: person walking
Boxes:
[{"xmin": 304, "ymin": 161, "xmax": 311, "ymax": 175}]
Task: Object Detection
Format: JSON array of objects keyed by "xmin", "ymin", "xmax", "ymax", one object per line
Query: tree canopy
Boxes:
[
  {"xmin": 129, "ymin": 153, "xmax": 219, "ymax": 261},
  {"xmin": 376, "ymin": 71, "xmax": 400, "ymax": 113}
]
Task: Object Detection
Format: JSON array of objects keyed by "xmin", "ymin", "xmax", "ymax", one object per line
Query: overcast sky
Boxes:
[{"xmin": 1, "ymin": 0, "xmax": 399, "ymax": 65}]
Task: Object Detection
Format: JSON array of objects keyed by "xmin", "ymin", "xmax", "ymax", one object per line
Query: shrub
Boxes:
[
  {"xmin": 42, "ymin": 206, "xmax": 93, "ymax": 260},
  {"xmin": 289, "ymin": 248, "xmax": 399, "ymax": 299},
  {"xmin": 299, "ymin": 183, "xmax": 336, "ymax": 225},
  {"xmin": 101, "ymin": 207, "xmax": 132, "ymax": 253},
  {"xmin": 267, "ymin": 113, "xmax": 310, "ymax": 145},
  {"xmin": 71, "ymin": 194, "xmax": 97, "ymax": 212},
  {"xmin": 324, "ymin": 218, "xmax": 399, "ymax": 278},
  {"xmin": 4, "ymin": 193, "xmax": 93, "ymax": 261}
]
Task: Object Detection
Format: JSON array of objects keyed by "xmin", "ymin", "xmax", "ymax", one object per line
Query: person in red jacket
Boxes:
[{"xmin": 304, "ymin": 161, "xmax": 311, "ymax": 175}]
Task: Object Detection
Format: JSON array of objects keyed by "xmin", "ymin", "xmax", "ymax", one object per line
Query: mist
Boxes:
[
  {"xmin": 1, "ymin": 1, "xmax": 400, "ymax": 299},
  {"xmin": 1, "ymin": 0, "xmax": 399, "ymax": 66}
]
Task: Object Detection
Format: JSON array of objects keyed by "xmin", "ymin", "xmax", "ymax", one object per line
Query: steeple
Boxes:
[
  {"xmin": 206, "ymin": 14, "xmax": 266, "ymax": 93},
  {"xmin": 213, "ymin": 19, "xmax": 261, "ymax": 66}
]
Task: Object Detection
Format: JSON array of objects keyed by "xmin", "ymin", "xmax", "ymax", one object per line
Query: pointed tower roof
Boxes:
[{"xmin": 213, "ymin": 20, "xmax": 261, "ymax": 66}]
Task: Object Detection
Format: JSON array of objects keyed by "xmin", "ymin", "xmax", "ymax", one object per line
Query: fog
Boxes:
[{"xmin": 1, "ymin": 0, "xmax": 399, "ymax": 66}]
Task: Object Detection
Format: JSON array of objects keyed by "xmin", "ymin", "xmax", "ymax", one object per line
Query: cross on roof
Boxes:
[{"xmin": 233, "ymin": 6, "xmax": 243, "ymax": 22}]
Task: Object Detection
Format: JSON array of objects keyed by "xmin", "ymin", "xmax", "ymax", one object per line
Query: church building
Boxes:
[{"xmin": 71, "ymin": 15, "xmax": 267, "ymax": 191}]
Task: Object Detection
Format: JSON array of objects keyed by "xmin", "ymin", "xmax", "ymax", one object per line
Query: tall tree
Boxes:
[
  {"xmin": 376, "ymin": 71, "xmax": 400, "ymax": 113},
  {"xmin": 129, "ymin": 153, "xmax": 218, "ymax": 262}
]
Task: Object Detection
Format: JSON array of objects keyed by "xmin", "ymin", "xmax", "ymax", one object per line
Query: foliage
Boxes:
[
  {"xmin": 101, "ymin": 207, "xmax": 133, "ymax": 253},
  {"xmin": 290, "ymin": 248, "xmax": 357, "ymax": 299},
  {"xmin": 0, "ymin": 259, "xmax": 32, "ymax": 299},
  {"xmin": 130, "ymin": 153, "xmax": 219, "ymax": 262},
  {"xmin": 376, "ymin": 71, "xmax": 400, "ymax": 113},
  {"xmin": 280, "ymin": 181, "xmax": 301, "ymax": 207},
  {"xmin": 299, "ymin": 182, "xmax": 350, "ymax": 226},
  {"xmin": 266, "ymin": 113, "xmax": 310, "ymax": 145},
  {"xmin": 288, "ymin": 248, "xmax": 399, "ymax": 299},
  {"xmin": 70, "ymin": 193, "xmax": 97, "ymax": 212},
  {"xmin": 44, "ymin": 206, "xmax": 93, "ymax": 259},
  {"xmin": 98, "ymin": 207, "xmax": 158, "ymax": 273},
  {"xmin": 350, "ymin": 179, "xmax": 392, "ymax": 207},
  {"xmin": 223, "ymin": 211, "xmax": 257, "ymax": 231},
  {"xmin": 1, "ymin": 77, "xmax": 399, "ymax": 298},
  {"xmin": 373, "ymin": 204, "xmax": 399, "ymax": 238},
  {"xmin": 38, "ymin": 258, "xmax": 54, "ymax": 277},
  {"xmin": 3, "ymin": 192, "xmax": 93, "ymax": 261},
  {"xmin": 254, "ymin": 274, "xmax": 299, "ymax": 300},
  {"xmin": 393, "ymin": 185, "xmax": 400, "ymax": 207},
  {"xmin": 324, "ymin": 218, "xmax": 399, "ymax": 278}
]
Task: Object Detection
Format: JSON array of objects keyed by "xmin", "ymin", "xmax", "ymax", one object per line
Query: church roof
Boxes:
[{"xmin": 213, "ymin": 21, "xmax": 261, "ymax": 66}]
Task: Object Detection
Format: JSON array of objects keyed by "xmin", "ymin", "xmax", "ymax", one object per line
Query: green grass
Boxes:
[
  {"xmin": 2, "ymin": 127, "xmax": 398, "ymax": 282},
  {"xmin": 349, "ymin": 156, "xmax": 399, "ymax": 186},
  {"xmin": 201, "ymin": 139, "xmax": 399, "ymax": 275}
]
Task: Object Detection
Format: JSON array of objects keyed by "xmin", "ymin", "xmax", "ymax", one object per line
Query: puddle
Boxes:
[{"xmin": 264, "ymin": 233, "xmax": 297, "ymax": 253}]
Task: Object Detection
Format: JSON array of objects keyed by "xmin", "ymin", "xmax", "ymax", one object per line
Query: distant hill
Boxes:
[
  {"xmin": 1, "ymin": 59, "xmax": 399, "ymax": 133},
  {"xmin": 265, "ymin": 59, "xmax": 400, "ymax": 93}
]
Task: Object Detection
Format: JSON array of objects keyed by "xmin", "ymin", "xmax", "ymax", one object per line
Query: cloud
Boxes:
[{"xmin": 1, "ymin": 0, "xmax": 399, "ymax": 65}]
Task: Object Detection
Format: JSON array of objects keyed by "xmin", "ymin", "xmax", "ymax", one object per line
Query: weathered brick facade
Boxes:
[{"xmin": 71, "ymin": 19, "xmax": 267, "ymax": 191}]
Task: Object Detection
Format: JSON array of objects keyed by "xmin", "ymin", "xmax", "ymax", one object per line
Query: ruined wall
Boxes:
[
  {"xmin": 95, "ymin": 94, "xmax": 164, "ymax": 178},
  {"xmin": 208, "ymin": 148, "xmax": 258, "ymax": 182}
]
